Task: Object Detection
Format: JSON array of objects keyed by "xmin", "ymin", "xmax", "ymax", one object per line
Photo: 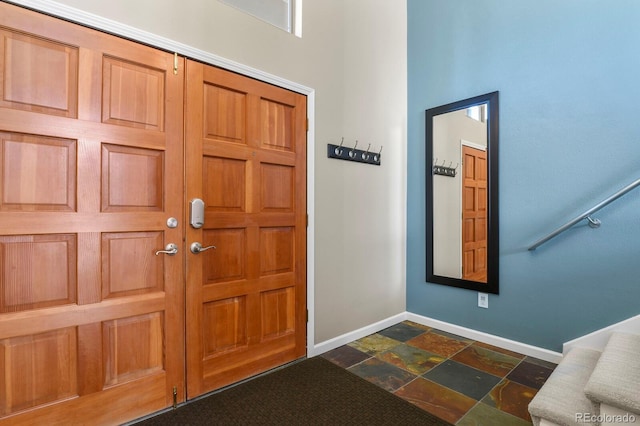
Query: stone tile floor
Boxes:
[{"xmin": 321, "ymin": 321, "xmax": 557, "ymax": 425}]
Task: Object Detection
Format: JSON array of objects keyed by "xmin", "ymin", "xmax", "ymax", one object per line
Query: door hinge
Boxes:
[
  {"xmin": 306, "ymin": 214, "xmax": 309, "ymax": 227},
  {"xmin": 172, "ymin": 386, "xmax": 177, "ymax": 409},
  {"xmin": 306, "ymin": 118, "xmax": 309, "ymax": 131},
  {"xmin": 173, "ymin": 53, "xmax": 179, "ymax": 75},
  {"xmin": 306, "ymin": 308, "xmax": 309, "ymax": 323}
]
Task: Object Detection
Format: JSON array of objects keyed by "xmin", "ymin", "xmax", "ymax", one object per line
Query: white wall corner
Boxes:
[
  {"xmin": 309, "ymin": 312, "xmax": 407, "ymax": 357},
  {"xmin": 563, "ymin": 314, "xmax": 640, "ymax": 355}
]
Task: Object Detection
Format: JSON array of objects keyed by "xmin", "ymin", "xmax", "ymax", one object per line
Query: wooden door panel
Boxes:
[
  {"xmin": 260, "ymin": 98, "xmax": 295, "ymax": 151},
  {"xmin": 186, "ymin": 61, "xmax": 306, "ymax": 397},
  {"xmin": 0, "ymin": 328, "xmax": 78, "ymax": 415},
  {"xmin": 261, "ymin": 164, "xmax": 295, "ymax": 211},
  {"xmin": 261, "ymin": 286, "xmax": 296, "ymax": 338},
  {"xmin": 202, "ymin": 297, "xmax": 248, "ymax": 355},
  {"xmin": 464, "ymin": 152, "xmax": 475, "ymax": 179},
  {"xmin": 203, "ymin": 156, "xmax": 247, "ymax": 211},
  {"xmin": 101, "ymin": 232, "xmax": 164, "ymax": 298},
  {"xmin": 476, "ymin": 217, "xmax": 487, "ymax": 242},
  {"xmin": 260, "ymin": 226, "xmax": 295, "ymax": 275},
  {"xmin": 102, "ymin": 313, "xmax": 164, "ymax": 386},
  {"xmin": 463, "ymin": 186, "xmax": 476, "ymax": 213},
  {"xmin": 0, "ymin": 29, "xmax": 79, "ymax": 117},
  {"xmin": 463, "ymin": 218, "xmax": 475, "ymax": 244},
  {"xmin": 0, "ymin": 234, "xmax": 77, "ymax": 313},
  {"xmin": 102, "ymin": 56, "xmax": 165, "ymax": 130},
  {"xmin": 476, "ymin": 156, "xmax": 487, "ymax": 182},
  {"xmin": 203, "ymin": 228, "xmax": 246, "ymax": 282},
  {"xmin": 478, "ymin": 187, "xmax": 487, "ymax": 212},
  {"xmin": 476, "ymin": 246, "xmax": 487, "ymax": 273},
  {"xmin": 0, "ymin": 132, "xmax": 77, "ymax": 212},
  {"xmin": 0, "ymin": 3, "xmax": 185, "ymax": 424},
  {"xmin": 101, "ymin": 144, "xmax": 165, "ymax": 211},
  {"xmin": 203, "ymin": 83, "xmax": 246, "ymax": 143}
]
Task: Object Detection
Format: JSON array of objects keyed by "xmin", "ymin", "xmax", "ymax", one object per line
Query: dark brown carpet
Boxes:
[{"xmin": 134, "ymin": 356, "xmax": 452, "ymax": 425}]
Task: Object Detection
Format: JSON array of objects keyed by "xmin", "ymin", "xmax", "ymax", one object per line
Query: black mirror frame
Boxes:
[{"xmin": 425, "ymin": 91, "xmax": 499, "ymax": 294}]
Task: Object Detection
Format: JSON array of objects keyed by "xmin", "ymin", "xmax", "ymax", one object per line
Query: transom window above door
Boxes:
[{"xmin": 218, "ymin": 0, "xmax": 302, "ymax": 37}]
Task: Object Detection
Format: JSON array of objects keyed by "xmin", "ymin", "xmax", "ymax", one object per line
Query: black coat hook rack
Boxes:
[
  {"xmin": 433, "ymin": 159, "xmax": 458, "ymax": 177},
  {"xmin": 327, "ymin": 139, "xmax": 381, "ymax": 166}
]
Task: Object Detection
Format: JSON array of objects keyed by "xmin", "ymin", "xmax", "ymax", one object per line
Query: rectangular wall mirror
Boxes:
[{"xmin": 426, "ymin": 91, "xmax": 499, "ymax": 294}]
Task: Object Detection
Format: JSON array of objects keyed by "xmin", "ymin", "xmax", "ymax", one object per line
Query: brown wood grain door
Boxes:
[
  {"xmin": 184, "ymin": 61, "xmax": 307, "ymax": 397},
  {"xmin": 0, "ymin": 4, "xmax": 185, "ymax": 424},
  {"xmin": 462, "ymin": 145, "xmax": 487, "ymax": 283}
]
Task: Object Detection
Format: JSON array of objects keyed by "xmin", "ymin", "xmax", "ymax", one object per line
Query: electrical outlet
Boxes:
[{"xmin": 478, "ymin": 292, "xmax": 489, "ymax": 308}]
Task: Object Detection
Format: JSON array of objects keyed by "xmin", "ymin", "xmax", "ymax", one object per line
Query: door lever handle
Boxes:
[
  {"xmin": 190, "ymin": 242, "xmax": 216, "ymax": 254},
  {"xmin": 155, "ymin": 243, "xmax": 178, "ymax": 256}
]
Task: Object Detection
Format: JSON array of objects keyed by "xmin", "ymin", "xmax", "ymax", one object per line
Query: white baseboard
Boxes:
[
  {"xmin": 406, "ymin": 313, "xmax": 563, "ymax": 364},
  {"xmin": 563, "ymin": 314, "xmax": 640, "ymax": 354},
  {"xmin": 309, "ymin": 313, "xmax": 406, "ymax": 357},
  {"xmin": 310, "ymin": 311, "xmax": 563, "ymax": 364}
]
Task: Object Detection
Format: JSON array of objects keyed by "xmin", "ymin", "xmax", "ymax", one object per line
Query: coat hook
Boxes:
[
  {"xmin": 349, "ymin": 141, "xmax": 358, "ymax": 158},
  {"xmin": 334, "ymin": 137, "xmax": 344, "ymax": 155},
  {"xmin": 374, "ymin": 146, "xmax": 383, "ymax": 163},
  {"xmin": 362, "ymin": 143, "xmax": 371, "ymax": 160}
]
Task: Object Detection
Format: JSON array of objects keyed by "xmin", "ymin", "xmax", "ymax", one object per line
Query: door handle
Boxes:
[
  {"xmin": 190, "ymin": 242, "xmax": 216, "ymax": 254},
  {"xmin": 155, "ymin": 243, "xmax": 178, "ymax": 256}
]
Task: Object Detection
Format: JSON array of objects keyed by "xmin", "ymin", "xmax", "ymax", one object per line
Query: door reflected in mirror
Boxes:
[{"xmin": 426, "ymin": 92, "xmax": 499, "ymax": 294}]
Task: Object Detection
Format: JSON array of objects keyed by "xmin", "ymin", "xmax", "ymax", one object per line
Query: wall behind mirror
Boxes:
[{"xmin": 426, "ymin": 91, "xmax": 499, "ymax": 294}]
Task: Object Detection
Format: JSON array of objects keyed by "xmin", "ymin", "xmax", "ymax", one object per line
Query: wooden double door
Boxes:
[{"xmin": 0, "ymin": 3, "xmax": 306, "ymax": 424}]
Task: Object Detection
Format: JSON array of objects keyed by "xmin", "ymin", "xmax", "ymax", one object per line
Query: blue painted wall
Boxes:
[{"xmin": 407, "ymin": 0, "xmax": 640, "ymax": 351}]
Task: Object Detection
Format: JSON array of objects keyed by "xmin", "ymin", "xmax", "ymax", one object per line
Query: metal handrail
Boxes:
[{"xmin": 528, "ymin": 177, "xmax": 640, "ymax": 251}]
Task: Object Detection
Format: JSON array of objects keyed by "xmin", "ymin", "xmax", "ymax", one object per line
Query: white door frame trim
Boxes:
[{"xmin": 6, "ymin": 0, "xmax": 317, "ymax": 356}]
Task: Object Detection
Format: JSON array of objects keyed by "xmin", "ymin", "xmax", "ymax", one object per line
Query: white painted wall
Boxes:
[
  {"xmin": 18, "ymin": 0, "xmax": 407, "ymax": 345},
  {"xmin": 317, "ymin": 1, "xmax": 407, "ymax": 343}
]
